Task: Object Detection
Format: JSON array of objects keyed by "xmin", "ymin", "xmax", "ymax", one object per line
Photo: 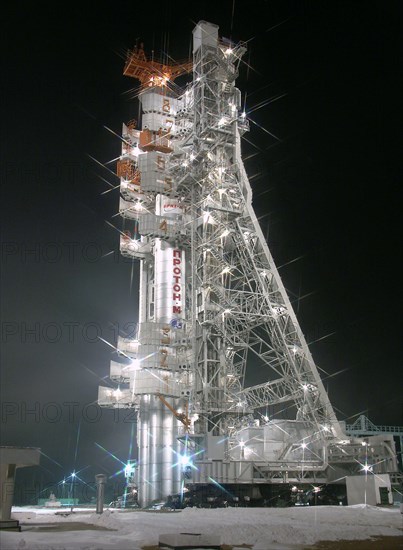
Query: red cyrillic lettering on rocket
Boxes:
[{"xmin": 172, "ymin": 249, "xmax": 183, "ymax": 315}]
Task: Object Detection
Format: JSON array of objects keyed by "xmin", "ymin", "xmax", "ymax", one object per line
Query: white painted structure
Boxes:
[
  {"xmin": 98, "ymin": 21, "xmax": 398, "ymax": 506},
  {"xmin": 346, "ymin": 474, "xmax": 393, "ymax": 506}
]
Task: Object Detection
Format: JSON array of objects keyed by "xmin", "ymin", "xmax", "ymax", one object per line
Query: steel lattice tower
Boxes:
[{"xmin": 98, "ymin": 21, "xmax": 397, "ymax": 507}]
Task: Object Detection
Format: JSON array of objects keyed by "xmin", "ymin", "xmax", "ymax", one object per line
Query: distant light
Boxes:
[
  {"xmin": 221, "ymin": 266, "xmax": 231, "ymax": 274},
  {"xmin": 263, "ymin": 415, "xmax": 269, "ymax": 422},
  {"xmin": 241, "ymin": 111, "xmax": 246, "ymax": 118},
  {"xmin": 71, "ymin": 472, "xmax": 76, "ymax": 478},
  {"xmin": 225, "ymin": 48, "xmax": 233, "ymax": 55},
  {"xmin": 301, "ymin": 443, "xmax": 307, "ymax": 449},
  {"xmin": 62, "ymin": 480, "xmax": 66, "ymax": 484},
  {"xmin": 291, "ymin": 485, "xmax": 298, "ymax": 493},
  {"xmin": 218, "ymin": 117, "xmax": 226, "ymax": 126},
  {"xmin": 302, "ymin": 384, "xmax": 308, "ymax": 391},
  {"xmin": 239, "ymin": 441, "xmax": 245, "ymax": 448},
  {"xmin": 134, "ymin": 202, "xmax": 143, "ymax": 211},
  {"xmin": 189, "ymin": 153, "xmax": 195, "ymax": 161},
  {"xmin": 182, "ymin": 160, "xmax": 189, "ymax": 167},
  {"xmin": 362, "ymin": 464, "xmax": 372, "ymax": 472},
  {"xmin": 361, "ymin": 441, "xmax": 368, "ymax": 446},
  {"xmin": 236, "ymin": 401, "xmax": 243, "ymax": 408}
]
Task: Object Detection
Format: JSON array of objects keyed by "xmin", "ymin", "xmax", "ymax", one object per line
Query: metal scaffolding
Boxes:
[{"xmin": 98, "ymin": 21, "xmax": 398, "ymax": 506}]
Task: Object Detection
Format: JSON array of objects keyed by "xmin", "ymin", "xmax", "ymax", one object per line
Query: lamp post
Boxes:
[{"xmin": 70, "ymin": 471, "xmax": 76, "ymax": 508}]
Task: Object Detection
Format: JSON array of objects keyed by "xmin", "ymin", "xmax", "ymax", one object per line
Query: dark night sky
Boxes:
[{"xmin": 1, "ymin": 1, "xmax": 401, "ymax": 496}]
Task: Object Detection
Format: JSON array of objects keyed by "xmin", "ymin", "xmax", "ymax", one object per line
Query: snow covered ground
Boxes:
[{"xmin": 1, "ymin": 505, "xmax": 401, "ymax": 550}]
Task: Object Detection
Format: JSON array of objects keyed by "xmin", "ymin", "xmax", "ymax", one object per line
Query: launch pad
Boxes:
[{"xmin": 98, "ymin": 21, "xmax": 398, "ymax": 507}]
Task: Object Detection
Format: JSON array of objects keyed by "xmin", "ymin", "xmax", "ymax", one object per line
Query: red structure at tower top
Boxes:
[{"xmin": 123, "ymin": 45, "xmax": 192, "ymax": 90}]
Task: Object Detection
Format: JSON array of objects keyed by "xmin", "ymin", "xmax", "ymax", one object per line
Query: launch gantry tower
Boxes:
[{"xmin": 98, "ymin": 21, "xmax": 398, "ymax": 507}]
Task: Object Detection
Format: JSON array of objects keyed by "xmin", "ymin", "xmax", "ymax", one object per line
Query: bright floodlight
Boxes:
[
  {"xmin": 203, "ymin": 211, "xmax": 210, "ymax": 223},
  {"xmin": 179, "ymin": 455, "xmax": 190, "ymax": 466},
  {"xmin": 124, "ymin": 463, "xmax": 134, "ymax": 476}
]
